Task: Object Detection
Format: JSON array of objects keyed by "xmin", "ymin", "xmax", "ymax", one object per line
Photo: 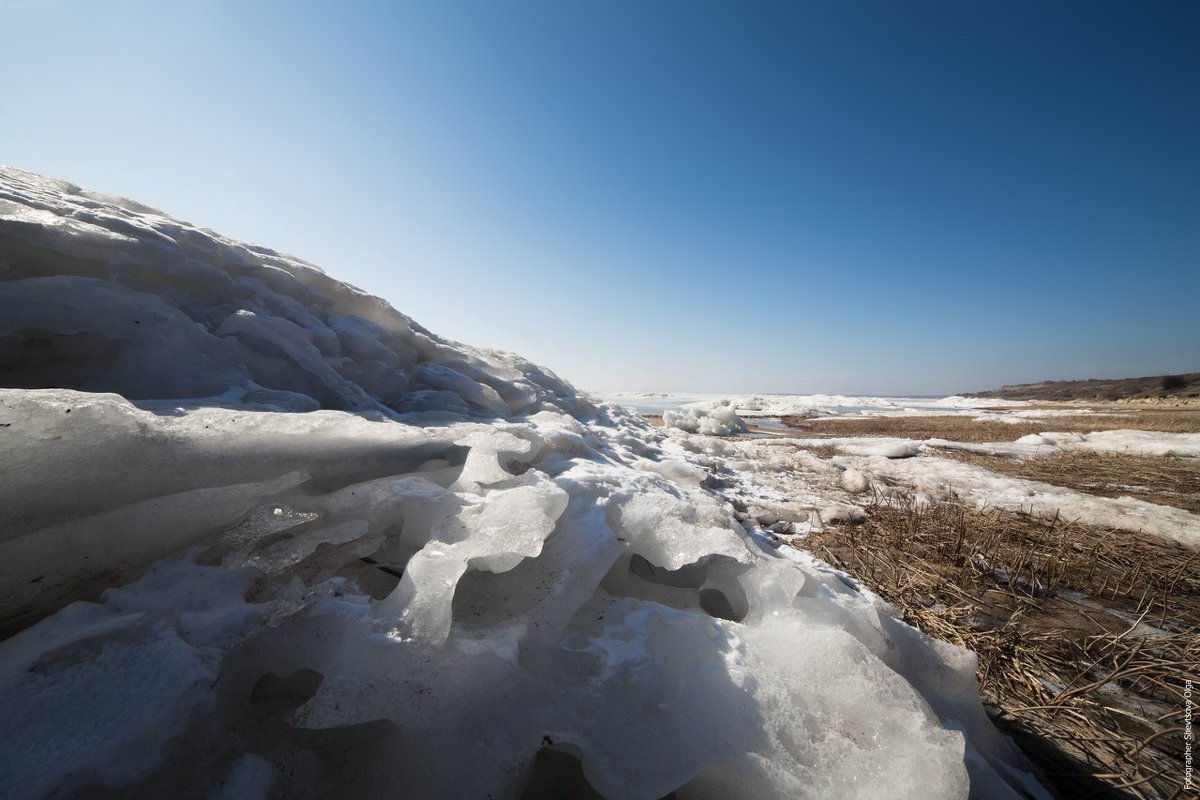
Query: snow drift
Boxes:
[{"xmin": 0, "ymin": 168, "xmax": 1046, "ymax": 799}]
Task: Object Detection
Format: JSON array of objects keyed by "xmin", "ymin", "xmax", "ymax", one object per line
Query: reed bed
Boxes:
[
  {"xmin": 933, "ymin": 450, "xmax": 1200, "ymax": 516},
  {"xmin": 797, "ymin": 489, "xmax": 1199, "ymax": 799},
  {"xmin": 779, "ymin": 409, "xmax": 1200, "ymax": 440}
]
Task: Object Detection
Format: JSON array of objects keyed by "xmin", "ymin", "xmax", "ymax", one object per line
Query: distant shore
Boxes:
[{"xmin": 965, "ymin": 372, "xmax": 1200, "ymax": 401}]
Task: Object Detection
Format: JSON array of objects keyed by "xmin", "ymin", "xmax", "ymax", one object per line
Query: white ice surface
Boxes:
[
  {"xmin": 0, "ymin": 168, "xmax": 1049, "ymax": 800},
  {"xmin": 661, "ymin": 431, "xmax": 1200, "ymax": 549},
  {"xmin": 608, "ymin": 391, "xmax": 1045, "ymax": 421},
  {"xmin": 932, "ymin": 429, "xmax": 1200, "ymax": 459},
  {"xmin": 858, "ymin": 453, "xmax": 1200, "ymax": 548},
  {"xmin": 662, "ymin": 404, "xmax": 747, "ymax": 436},
  {"xmin": 0, "ymin": 167, "xmax": 591, "ymax": 422}
]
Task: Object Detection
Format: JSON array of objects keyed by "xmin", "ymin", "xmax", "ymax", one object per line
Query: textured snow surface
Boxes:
[
  {"xmin": 610, "ymin": 391, "xmax": 1051, "ymax": 421},
  {"xmin": 662, "ymin": 404, "xmax": 746, "ymax": 436},
  {"xmin": 0, "ymin": 168, "xmax": 588, "ymax": 421},
  {"xmin": 705, "ymin": 433, "xmax": 1200, "ymax": 549},
  {"xmin": 860, "ymin": 453, "xmax": 1200, "ymax": 548},
  {"xmin": 934, "ymin": 429, "xmax": 1200, "ymax": 459},
  {"xmin": 0, "ymin": 168, "xmax": 1047, "ymax": 799}
]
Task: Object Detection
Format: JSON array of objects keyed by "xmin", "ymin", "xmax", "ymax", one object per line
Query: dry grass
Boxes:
[
  {"xmin": 797, "ymin": 491, "xmax": 1199, "ymax": 800},
  {"xmin": 779, "ymin": 408, "xmax": 1200, "ymax": 440},
  {"xmin": 933, "ymin": 449, "xmax": 1200, "ymax": 516},
  {"xmin": 779, "ymin": 415, "xmax": 1048, "ymax": 441},
  {"xmin": 792, "ymin": 443, "xmax": 842, "ymax": 459}
]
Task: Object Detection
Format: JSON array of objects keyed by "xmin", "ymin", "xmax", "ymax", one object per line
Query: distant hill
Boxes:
[{"xmin": 967, "ymin": 372, "xmax": 1200, "ymax": 401}]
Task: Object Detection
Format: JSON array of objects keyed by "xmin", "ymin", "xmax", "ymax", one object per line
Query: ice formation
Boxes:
[
  {"xmin": 614, "ymin": 392, "xmax": 1040, "ymax": 421},
  {"xmin": 613, "ymin": 392, "xmax": 1101, "ymax": 436},
  {"xmin": 655, "ymin": 427, "xmax": 1200, "ymax": 550},
  {"xmin": 937, "ymin": 429, "xmax": 1200, "ymax": 459},
  {"xmin": 662, "ymin": 404, "xmax": 746, "ymax": 436},
  {"xmin": 721, "ymin": 428, "xmax": 1200, "ymax": 547},
  {"xmin": 0, "ymin": 168, "xmax": 1049, "ymax": 799},
  {"xmin": 858, "ymin": 451, "xmax": 1200, "ymax": 548}
]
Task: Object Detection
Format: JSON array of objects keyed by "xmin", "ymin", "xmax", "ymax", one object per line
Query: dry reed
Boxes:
[
  {"xmin": 797, "ymin": 490, "xmax": 1198, "ymax": 800},
  {"xmin": 932, "ymin": 449, "xmax": 1200, "ymax": 515},
  {"xmin": 779, "ymin": 409, "xmax": 1200, "ymax": 439}
]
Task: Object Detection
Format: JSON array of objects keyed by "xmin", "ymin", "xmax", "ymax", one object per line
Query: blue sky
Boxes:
[{"xmin": 3, "ymin": 0, "xmax": 1197, "ymax": 395}]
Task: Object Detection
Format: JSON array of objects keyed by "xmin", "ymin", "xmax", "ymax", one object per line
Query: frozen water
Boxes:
[
  {"xmin": 0, "ymin": 168, "xmax": 1048, "ymax": 799},
  {"xmin": 662, "ymin": 404, "xmax": 747, "ymax": 436},
  {"xmin": 860, "ymin": 452, "xmax": 1200, "ymax": 548},
  {"xmin": 613, "ymin": 392, "xmax": 1032, "ymax": 419},
  {"xmin": 0, "ymin": 167, "xmax": 591, "ymax": 421},
  {"xmin": 841, "ymin": 468, "xmax": 872, "ymax": 494}
]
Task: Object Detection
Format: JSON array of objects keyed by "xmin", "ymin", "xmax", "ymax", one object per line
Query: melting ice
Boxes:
[{"xmin": 0, "ymin": 168, "xmax": 1049, "ymax": 799}]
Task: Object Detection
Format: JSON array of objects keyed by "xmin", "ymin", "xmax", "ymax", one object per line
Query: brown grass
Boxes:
[
  {"xmin": 778, "ymin": 408, "xmax": 1200, "ymax": 440},
  {"xmin": 933, "ymin": 449, "xmax": 1200, "ymax": 515},
  {"xmin": 797, "ymin": 491, "xmax": 1199, "ymax": 800},
  {"xmin": 779, "ymin": 415, "xmax": 1047, "ymax": 441},
  {"xmin": 792, "ymin": 443, "xmax": 842, "ymax": 459}
]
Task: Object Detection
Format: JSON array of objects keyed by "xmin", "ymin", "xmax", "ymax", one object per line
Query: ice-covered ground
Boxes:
[
  {"xmin": 935, "ymin": 429, "xmax": 1200, "ymax": 459},
  {"xmin": 608, "ymin": 391, "xmax": 1099, "ymax": 436},
  {"xmin": 612, "ymin": 390, "xmax": 1043, "ymax": 419},
  {"xmin": 704, "ymin": 428, "xmax": 1200, "ymax": 548},
  {"xmin": 0, "ymin": 167, "xmax": 1059, "ymax": 799},
  {"xmin": 609, "ymin": 391, "xmax": 1200, "ymax": 548},
  {"xmin": 683, "ymin": 434, "xmax": 1200, "ymax": 549}
]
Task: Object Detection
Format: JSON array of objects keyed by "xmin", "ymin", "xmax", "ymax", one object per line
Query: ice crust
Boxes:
[
  {"xmin": 676, "ymin": 428, "xmax": 1200, "ymax": 550},
  {"xmin": 938, "ymin": 429, "xmax": 1200, "ymax": 459},
  {"xmin": 0, "ymin": 168, "xmax": 1046, "ymax": 799},
  {"xmin": 860, "ymin": 452, "xmax": 1200, "ymax": 548},
  {"xmin": 748, "ymin": 433, "xmax": 1200, "ymax": 547}
]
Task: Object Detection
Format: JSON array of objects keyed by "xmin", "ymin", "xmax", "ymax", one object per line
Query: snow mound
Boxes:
[
  {"xmin": 0, "ymin": 167, "xmax": 588, "ymax": 420},
  {"xmin": 841, "ymin": 468, "xmax": 872, "ymax": 493},
  {"xmin": 0, "ymin": 168, "xmax": 1045, "ymax": 799},
  {"xmin": 663, "ymin": 404, "xmax": 746, "ymax": 436}
]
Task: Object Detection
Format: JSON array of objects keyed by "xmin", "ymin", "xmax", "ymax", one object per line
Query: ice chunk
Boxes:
[
  {"xmin": 451, "ymin": 428, "xmax": 536, "ymax": 492},
  {"xmin": 609, "ymin": 490, "xmax": 753, "ymax": 570},
  {"xmin": 841, "ymin": 468, "xmax": 871, "ymax": 493},
  {"xmin": 0, "ymin": 470, "xmax": 307, "ymax": 630},
  {"xmin": 634, "ymin": 456, "xmax": 710, "ymax": 487},
  {"xmin": 380, "ymin": 474, "xmax": 570, "ymax": 642},
  {"xmin": 727, "ymin": 618, "xmax": 972, "ymax": 799},
  {"xmin": 0, "ymin": 622, "xmax": 213, "ymax": 799},
  {"xmin": 413, "ymin": 362, "xmax": 510, "ymax": 415},
  {"xmin": 0, "ymin": 557, "xmax": 263, "ymax": 800},
  {"xmin": 663, "ymin": 405, "xmax": 747, "ymax": 436}
]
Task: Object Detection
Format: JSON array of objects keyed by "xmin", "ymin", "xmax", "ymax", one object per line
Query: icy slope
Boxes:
[
  {"xmin": 0, "ymin": 167, "xmax": 586, "ymax": 419},
  {"xmin": 0, "ymin": 168, "xmax": 1046, "ymax": 799}
]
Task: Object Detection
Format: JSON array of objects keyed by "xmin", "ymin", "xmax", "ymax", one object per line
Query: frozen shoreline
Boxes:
[{"xmin": 0, "ymin": 167, "xmax": 1052, "ymax": 800}]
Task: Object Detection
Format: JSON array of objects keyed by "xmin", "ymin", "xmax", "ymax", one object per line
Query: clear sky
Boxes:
[{"xmin": 3, "ymin": 0, "xmax": 1197, "ymax": 395}]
